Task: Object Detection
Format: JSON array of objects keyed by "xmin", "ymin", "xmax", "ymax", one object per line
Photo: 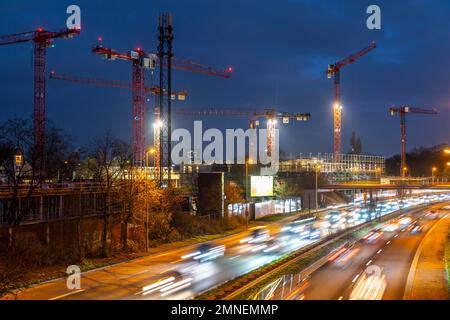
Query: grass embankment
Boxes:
[{"xmin": 445, "ymin": 227, "xmax": 450, "ymax": 288}]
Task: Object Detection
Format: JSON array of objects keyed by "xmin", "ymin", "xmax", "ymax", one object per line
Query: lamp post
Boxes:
[
  {"xmin": 375, "ymin": 167, "xmax": 381, "ymax": 181},
  {"xmin": 245, "ymin": 159, "xmax": 253, "ymax": 201},
  {"xmin": 315, "ymin": 164, "xmax": 321, "ymax": 210},
  {"xmin": 432, "ymin": 167, "xmax": 437, "ymax": 184},
  {"xmin": 145, "ymin": 147, "xmax": 156, "ymax": 179}
]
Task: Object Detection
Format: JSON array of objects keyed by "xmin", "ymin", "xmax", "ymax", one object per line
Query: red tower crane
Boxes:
[
  {"xmin": 174, "ymin": 108, "xmax": 311, "ymax": 157},
  {"xmin": 327, "ymin": 41, "xmax": 376, "ymax": 155},
  {"xmin": 0, "ymin": 28, "xmax": 80, "ymax": 159},
  {"xmin": 389, "ymin": 106, "xmax": 438, "ymax": 177},
  {"xmin": 92, "ymin": 41, "xmax": 232, "ymax": 168},
  {"xmin": 49, "ymin": 71, "xmax": 188, "ymax": 98}
]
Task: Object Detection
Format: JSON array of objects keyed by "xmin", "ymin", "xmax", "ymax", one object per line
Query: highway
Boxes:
[
  {"xmin": 3, "ymin": 193, "xmax": 449, "ymax": 300},
  {"xmin": 289, "ymin": 205, "xmax": 446, "ymax": 300}
]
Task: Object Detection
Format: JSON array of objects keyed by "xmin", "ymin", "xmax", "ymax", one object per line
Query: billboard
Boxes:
[{"xmin": 250, "ymin": 176, "xmax": 274, "ymax": 197}]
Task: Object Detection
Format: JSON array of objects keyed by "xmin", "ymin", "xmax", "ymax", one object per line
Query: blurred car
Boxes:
[
  {"xmin": 425, "ymin": 210, "xmax": 439, "ymax": 220},
  {"xmin": 260, "ymin": 238, "xmax": 282, "ymax": 254},
  {"xmin": 362, "ymin": 230, "xmax": 384, "ymax": 244},
  {"xmin": 181, "ymin": 243, "xmax": 225, "ymax": 263},
  {"xmin": 407, "ymin": 223, "xmax": 424, "ymax": 234},
  {"xmin": 382, "ymin": 220, "xmax": 400, "ymax": 232},
  {"xmin": 328, "ymin": 243, "xmax": 361, "ymax": 268},
  {"xmin": 281, "ymin": 218, "xmax": 320, "ymax": 241},
  {"xmin": 141, "ymin": 271, "xmax": 192, "ymax": 298},
  {"xmin": 334, "ymin": 244, "xmax": 361, "ymax": 268},
  {"xmin": 350, "ymin": 266, "xmax": 386, "ymax": 300}
]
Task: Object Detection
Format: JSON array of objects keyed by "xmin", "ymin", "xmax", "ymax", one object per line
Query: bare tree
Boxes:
[
  {"xmin": 86, "ymin": 132, "xmax": 128, "ymax": 256},
  {"xmin": 0, "ymin": 118, "xmax": 70, "ymax": 248}
]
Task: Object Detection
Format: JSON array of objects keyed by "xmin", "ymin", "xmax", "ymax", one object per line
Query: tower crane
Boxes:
[
  {"xmin": 49, "ymin": 71, "xmax": 187, "ymax": 172},
  {"xmin": 0, "ymin": 28, "xmax": 80, "ymax": 160},
  {"xmin": 91, "ymin": 37, "xmax": 232, "ymax": 175},
  {"xmin": 327, "ymin": 41, "xmax": 376, "ymax": 155},
  {"xmin": 49, "ymin": 71, "xmax": 188, "ymax": 99},
  {"xmin": 174, "ymin": 108, "xmax": 311, "ymax": 157},
  {"xmin": 389, "ymin": 106, "xmax": 438, "ymax": 177}
]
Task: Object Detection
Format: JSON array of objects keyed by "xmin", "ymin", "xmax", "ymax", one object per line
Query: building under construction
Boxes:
[{"xmin": 279, "ymin": 153, "xmax": 385, "ymax": 183}]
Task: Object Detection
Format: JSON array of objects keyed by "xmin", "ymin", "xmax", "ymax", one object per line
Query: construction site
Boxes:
[
  {"xmin": 0, "ymin": 8, "xmax": 445, "ymax": 221},
  {"xmin": 1, "ymin": 2, "xmax": 450, "ymax": 306}
]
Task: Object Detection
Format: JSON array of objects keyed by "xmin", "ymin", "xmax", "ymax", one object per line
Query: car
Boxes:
[
  {"xmin": 140, "ymin": 271, "xmax": 192, "ymax": 298},
  {"xmin": 408, "ymin": 223, "xmax": 424, "ymax": 234},
  {"xmin": 362, "ymin": 230, "xmax": 384, "ymax": 243},
  {"xmin": 181, "ymin": 243, "xmax": 225, "ymax": 263},
  {"xmin": 425, "ymin": 210, "xmax": 439, "ymax": 220},
  {"xmin": 334, "ymin": 243, "xmax": 361, "ymax": 268},
  {"xmin": 350, "ymin": 267, "xmax": 386, "ymax": 300}
]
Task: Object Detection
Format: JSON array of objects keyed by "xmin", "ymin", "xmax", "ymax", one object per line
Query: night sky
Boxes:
[{"xmin": 1, "ymin": 0, "xmax": 449, "ymax": 157}]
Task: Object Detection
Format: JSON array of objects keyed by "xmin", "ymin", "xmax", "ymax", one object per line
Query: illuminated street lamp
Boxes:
[
  {"xmin": 444, "ymin": 148, "xmax": 450, "ymax": 154},
  {"xmin": 432, "ymin": 167, "xmax": 437, "ymax": 183},
  {"xmin": 245, "ymin": 159, "xmax": 253, "ymax": 201},
  {"xmin": 145, "ymin": 147, "xmax": 157, "ymax": 179},
  {"xmin": 375, "ymin": 167, "xmax": 382, "ymax": 180},
  {"xmin": 315, "ymin": 164, "xmax": 321, "ymax": 210}
]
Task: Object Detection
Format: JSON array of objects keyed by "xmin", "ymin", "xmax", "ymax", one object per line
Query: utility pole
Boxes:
[{"xmin": 315, "ymin": 164, "xmax": 320, "ymax": 210}]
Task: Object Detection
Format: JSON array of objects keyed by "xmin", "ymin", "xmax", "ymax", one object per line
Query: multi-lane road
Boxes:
[
  {"xmin": 285, "ymin": 205, "xmax": 448, "ymax": 300},
  {"xmin": 3, "ymin": 194, "xmax": 449, "ymax": 300}
]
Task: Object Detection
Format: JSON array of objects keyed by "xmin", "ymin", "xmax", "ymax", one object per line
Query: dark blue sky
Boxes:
[{"xmin": 1, "ymin": 0, "xmax": 449, "ymax": 157}]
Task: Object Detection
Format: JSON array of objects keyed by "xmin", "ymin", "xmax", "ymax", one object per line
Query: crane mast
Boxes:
[
  {"xmin": 327, "ymin": 41, "xmax": 376, "ymax": 156},
  {"xmin": 0, "ymin": 28, "xmax": 79, "ymax": 167},
  {"xmin": 389, "ymin": 106, "xmax": 438, "ymax": 177}
]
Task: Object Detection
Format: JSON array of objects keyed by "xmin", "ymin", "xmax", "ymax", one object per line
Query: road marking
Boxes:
[
  {"xmin": 377, "ymin": 249, "xmax": 382, "ymax": 254},
  {"xmin": 386, "ymin": 241, "xmax": 391, "ymax": 245},
  {"xmin": 171, "ymin": 259, "xmax": 183, "ymax": 264},
  {"xmin": 394, "ymin": 234, "xmax": 399, "ymax": 238},
  {"xmin": 48, "ymin": 289, "xmax": 85, "ymax": 300},
  {"xmin": 338, "ymin": 296, "xmax": 344, "ymax": 300},
  {"xmin": 366, "ymin": 260, "xmax": 372, "ymax": 266},
  {"xmin": 352, "ymin": 274, "xmax": 360, "ymax": 283}
]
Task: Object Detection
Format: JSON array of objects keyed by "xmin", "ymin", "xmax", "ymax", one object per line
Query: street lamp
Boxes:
[
  {"xmin": 444, "ymin": 148, "xmax": 450, "ymax": 154},
  {"xmin": 432, "ymin": 167, "xmax": 437, "ymax": 184},
  {"xmin": 315, "ymin": 164, "xmax": 321, "ymax": 210},
  {"xmin": 146, "ymin": 147, "xmax": 156, "ymax": 179},
  {"xmin": 403, "ymin": 166, "xmax": 408, "ymax": 177},
  {"xmin": 245, "ymin": 159, "xmax": 253, "ymax": 201},
  {"xmin": 375, "ymin": 167, "xmax": 382, "ymax": 180}
]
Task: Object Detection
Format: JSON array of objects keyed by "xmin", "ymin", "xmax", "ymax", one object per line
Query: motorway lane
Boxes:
[
  {"xmin": 3, "ymin": 198, "xmax": 445, "ymax": 300},
  {"xmin": 2, "ymin": 211, "xmax": 311, "ymax": 300},
  {"xmin": 302, "ymin": 205, "xmax": 442, "ymax": 300}
]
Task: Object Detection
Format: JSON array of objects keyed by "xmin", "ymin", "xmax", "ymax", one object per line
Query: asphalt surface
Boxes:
[
  {"xmin": 300, "ymin": 205, "xmax": 443, "ymax": 300},
  {"xmin": 3, "ymin": 197, "xmax": 447, "ymax": 300},
  {"xmin": 1, "ymin": 210, "xmax": 314, "ymax": 300}
]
